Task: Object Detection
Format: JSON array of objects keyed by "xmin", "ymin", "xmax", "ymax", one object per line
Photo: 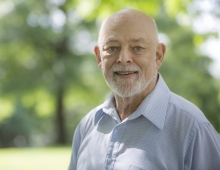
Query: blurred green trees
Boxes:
[
  {"xmin": 0, "ymin": 0, "xmax": 219, "ymax": 147},
  {"xmin": 0, "ymin": 0, "xmax": 110, "ymax": 147}
]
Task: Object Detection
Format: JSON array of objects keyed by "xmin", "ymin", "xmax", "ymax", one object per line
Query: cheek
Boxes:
[
  {"xmin": 102, "ymin": 58, "xmax": 115, "ymax": 70},
  {"xmin": 141, "ymin": 61, "xmax": 157, "ymax": 77},
  {"xmin": 100, "ymin": 61, "xmax": 112, "ymax": 78}
]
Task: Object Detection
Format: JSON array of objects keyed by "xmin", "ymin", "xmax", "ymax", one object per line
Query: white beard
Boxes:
[{"xmin": 102, "ymin": 64, "xmax": 156, "ymax": 97}]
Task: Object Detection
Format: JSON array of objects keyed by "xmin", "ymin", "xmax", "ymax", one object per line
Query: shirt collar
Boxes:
[
  {"xmin": 102, "ymin": 74, "xmax": 170, "ymax": 130},
  {"xmin": 134, "ymin": 74, "xmax": 170, "ymax": 130},
  {"xmin": 102, "ymin": 94, "xmax": 122, "ymax": 123}
]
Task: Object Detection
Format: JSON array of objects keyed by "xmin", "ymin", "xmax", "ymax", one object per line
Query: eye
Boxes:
[
  {"xmin": 108, "ymin": 47, "xmax": 117, "ymax": 52},
  {"xmin": 133, "ymin": 46, "xmax": 144, "ymax": 51},
  {"xmin": 103, "ymin": 46, "xmax": 119, "ymax": 53}
]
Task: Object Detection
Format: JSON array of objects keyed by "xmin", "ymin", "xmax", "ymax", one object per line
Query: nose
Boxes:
[{"xmin": 116, "ymin": 49, "xmax": 133, "ymax": 65}]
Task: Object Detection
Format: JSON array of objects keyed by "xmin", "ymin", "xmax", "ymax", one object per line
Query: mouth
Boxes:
[{"xmin": 115, "ymin": 71, "xmax": 138, "ymax": 75}]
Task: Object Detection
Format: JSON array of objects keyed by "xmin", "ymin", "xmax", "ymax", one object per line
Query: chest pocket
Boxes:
[{"xmin": 129, "ymin": 165, "xmax": 148, "ymax": 170}]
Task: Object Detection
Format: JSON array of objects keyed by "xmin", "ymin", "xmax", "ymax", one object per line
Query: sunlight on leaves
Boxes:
[{"xmin": 0, "ymin": 99, "xmax": 14, "ymax": 122}]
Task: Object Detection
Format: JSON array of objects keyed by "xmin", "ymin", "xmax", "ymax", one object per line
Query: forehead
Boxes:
[
  {"xmin": 103, "ymin": 36, "xmax": 151, "ymax": 46},
  {"xmin": 99, "ymin": 15, "xmax": 155, "ymax": 45}
]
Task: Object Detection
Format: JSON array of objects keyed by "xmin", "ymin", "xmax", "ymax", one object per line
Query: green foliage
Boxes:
[
  {"xmin": 0, "ymin": 102, "xmax": 33, "ymax": 147},
  {"xmin": 0, "ymin": 0, "xmax": 110, "ymax": 146}
]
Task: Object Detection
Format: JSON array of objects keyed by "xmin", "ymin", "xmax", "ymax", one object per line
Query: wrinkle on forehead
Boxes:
[{"xmin": 103, "ymin": 36, "xmax": 152, "ymax": 47}]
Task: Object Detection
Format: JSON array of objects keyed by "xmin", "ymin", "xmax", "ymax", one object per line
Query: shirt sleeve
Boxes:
[
  {"xmin": 185, "ymin": 122, "xmax": 220, "ymax": 170},
  {"xmin": 68, "ymin": 124, "xmax": 81, "ymax": 170}
]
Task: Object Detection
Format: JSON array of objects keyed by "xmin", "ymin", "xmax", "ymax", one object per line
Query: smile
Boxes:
[
  {"xmin": 114, "ymin": 71, "xmax": 138, "ymax": 78},
  {"xmin": 115, "ymin": 71, "xmax": 138, "ymax": 75}
]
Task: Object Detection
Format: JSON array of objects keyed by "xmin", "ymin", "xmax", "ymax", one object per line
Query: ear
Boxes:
[
  {"xmin": 94, "ymin": 46, "xmax": 102, "ymax": 70},
  {"xmin": 156, "ymin": 43, "xmax": 166, "ymax": 69}
]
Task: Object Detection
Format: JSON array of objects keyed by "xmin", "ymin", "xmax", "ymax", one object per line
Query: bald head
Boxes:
[{"xmin": 98, "ymin": 9, "xmax": 159, "ymax": 46}]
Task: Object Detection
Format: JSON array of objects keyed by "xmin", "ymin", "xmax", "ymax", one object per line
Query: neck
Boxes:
[{"xmin": 114, "ymin": 75, "xmax": 158, "ymax": 121}]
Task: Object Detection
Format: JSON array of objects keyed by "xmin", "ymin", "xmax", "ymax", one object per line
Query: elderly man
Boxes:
[{"xmin": 68, "ymin": 9, "xmax": 220, "ymax": 170}]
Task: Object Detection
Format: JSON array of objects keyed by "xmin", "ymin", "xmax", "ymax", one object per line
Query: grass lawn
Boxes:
[{"xmin": 0, "ymin": 146, "xmax": 72, "ymax": 170}]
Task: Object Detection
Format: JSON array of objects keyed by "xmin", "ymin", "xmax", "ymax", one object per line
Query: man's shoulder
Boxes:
[
  {"xmin": 86, "ymin": 103, "xmax": 103, "ymax": 117},
  {"xmin": 77, "ymin": 104, "xmax": 104, "ymax": 133},
  {"xmin": 168, "ymin": 92, "xmax": 208, "ymax": 124}
]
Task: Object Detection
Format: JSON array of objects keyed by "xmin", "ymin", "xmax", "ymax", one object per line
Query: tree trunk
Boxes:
[{"xmin": 56, "ymin": 86, "xmax": 66, "ymax": 144}]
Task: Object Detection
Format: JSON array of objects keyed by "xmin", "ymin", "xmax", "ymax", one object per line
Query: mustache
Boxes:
[{"xmin": 111, "ymin": 65, "xmax": 141, "ymax": 72}]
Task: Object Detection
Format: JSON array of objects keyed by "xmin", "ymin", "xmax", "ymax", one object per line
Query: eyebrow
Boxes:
[
  {"xmin": 103, "ymin": 37, "xmax": 150, "ymax": 45},
  {"xmin": 104, "ymin": 38, "xmax": 119, "ymax": 44},
  {"xmin": 129, "ymin": 37, "xmax": 149, "ymax": 43}
]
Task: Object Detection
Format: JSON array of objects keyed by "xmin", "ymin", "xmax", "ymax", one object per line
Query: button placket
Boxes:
[
  {"xmin": 112, "ymin": 124, "xmax": 124, "ymax": 159},
  {"xmin": 104, "ymin": 123, "xmax": 125, "ymax": 170}
]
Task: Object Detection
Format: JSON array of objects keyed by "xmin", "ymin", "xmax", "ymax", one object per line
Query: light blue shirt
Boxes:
[{"xmin": 68, "ymin": 74, "xmax": 220, "ymax": 170}]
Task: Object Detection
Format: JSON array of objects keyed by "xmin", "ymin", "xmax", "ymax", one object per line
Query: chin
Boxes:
[{"xmin": 108, "ymin": 81, "xmax": 144, "ymax": 98}]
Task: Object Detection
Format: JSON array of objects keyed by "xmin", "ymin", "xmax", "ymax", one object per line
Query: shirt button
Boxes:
[{"xmin": 107, "ymin": 158, "xmax": 112, "ymax": 163}]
